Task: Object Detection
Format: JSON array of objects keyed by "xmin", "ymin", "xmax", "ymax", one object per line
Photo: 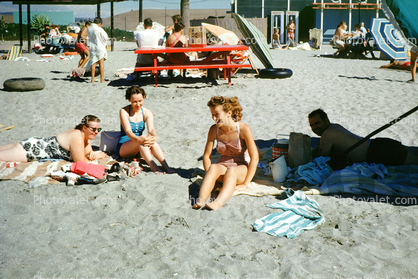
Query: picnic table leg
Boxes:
[
  {"xmin": 226, "ymin": 54, "xmax": 232, "ymax": 85},
  {"xmin": 153, "ymin": 55, "xmax": 158, "ymax": 87}
]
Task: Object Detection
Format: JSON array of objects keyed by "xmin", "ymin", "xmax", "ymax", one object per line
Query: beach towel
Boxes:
[
  {"xmin": 0, "ymin": 156, "xmax": 112, "ymax": 187},
  {"xmin": 253, "ymin": 190, "xmax": 325, "ymax": 238},
  {"xmin": 86, "ymin": 23, "xmax": 108, "ymax": 69},
  {"xmin": 320, "ymin": 164, "xmax": 418, "ymax": 197},
  {"xmin": 287, "ymin": 156, "xmax": 332, "ymax": 185}
]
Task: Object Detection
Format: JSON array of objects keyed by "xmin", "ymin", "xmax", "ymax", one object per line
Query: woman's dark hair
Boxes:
[
  {"xmin": 174, "ymin": 22, "xmax": 185, "ymax": 33},
  {"xmin": 75, "ymin": 115, "xmax": 101, "ymax": 130},
  {"xmin": 172, "ymin": 14, "xmax": 182, "ymax": 23},
  {"xmin": 125, "ymin": 85, "xmax": 146, "ymax": 100}
]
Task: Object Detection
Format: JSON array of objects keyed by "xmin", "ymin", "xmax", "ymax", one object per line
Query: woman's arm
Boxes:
[
  {"xmin": 143, "ymin": 108, "xmax": 158, "ymax": 147},
  {"xmin": 240, "ymin": 123, "xmax": 259, "ymax": 186},
  {"xmin": 203, "ymin": 125, "xmax": 216, "ymax": 172},
  {"xmin": 120, "ymin": 107, "xmax": 146, "ymax": 145}
]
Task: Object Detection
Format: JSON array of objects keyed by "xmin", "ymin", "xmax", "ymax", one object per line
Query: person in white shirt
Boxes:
[
  {"xmin": 86, "ymin": 17, "xmax": 108, "ymax": 83},
  {"xmin": 134, "ymin": 18, "xmax": 161, "ymax": 80}
]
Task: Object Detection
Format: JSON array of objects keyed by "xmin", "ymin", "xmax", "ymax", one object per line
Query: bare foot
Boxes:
[
  {"xmin": 192, "ymin": 203, "xmax": 205, "ymax": 210},
  {"xmin": 205, "ymin": 200, "xmax": 223, "ymax": 211},
  {"xmin": 235, "ymin": 184, "xmax": 248, "ymax": 191},
  {"xmin": 164, "ymin": 166, "xmax": 175, "ymax": 174}
]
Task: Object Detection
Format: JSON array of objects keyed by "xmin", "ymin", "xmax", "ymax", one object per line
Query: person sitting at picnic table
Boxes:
[
  {"xmin": 165, "ymin": 22, "xmax": 190, "ymax": 63},
  {"xmin": 308, "ymin": 109, "xmax": 418, "ymax": 167},
  {"xmin": 164, "ymin": 14, "xmax": 182, "ymax": 40},
  {"xmin": 0, "ymin": 115, "xmax": 106, "ymax": 163},
  {"xmin": 134, "ymin": 18, "xmax": 161, "ymax": 80},
  {"xmin": 332, "ymin": 21, "xmax": 352, "ymax": 57},
  {"xmin": 117, "ymin": 86, "xmax": 173, "ymax": 174}
]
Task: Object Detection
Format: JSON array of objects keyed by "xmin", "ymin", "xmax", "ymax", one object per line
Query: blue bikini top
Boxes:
[{"xmin": 119, "ymin": 106, "xmax": 145, "ymax": 144}]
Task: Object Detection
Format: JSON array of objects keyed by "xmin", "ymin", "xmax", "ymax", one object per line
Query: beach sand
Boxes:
[{"xmin": 0, "ymin": 41, "xmax": 418, "ymax": 278}]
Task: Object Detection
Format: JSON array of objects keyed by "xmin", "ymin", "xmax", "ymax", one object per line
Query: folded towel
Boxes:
[
  {"xmin": 253, "ymin": 190, "xmax": 325, "ymax": 238},
  {"xmin": 287, "ymin": 156, "xmax": 332, "ymax": 185}
]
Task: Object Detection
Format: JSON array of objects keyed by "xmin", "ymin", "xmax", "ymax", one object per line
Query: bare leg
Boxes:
[
  {"xmin": 409, "ymin": 51, "xmax": 417, "ymax": 82},
  {"xmin": 90, "ymin": 61, "xmax": 97, "ymax": 82},
  {"xmin": 79, "ymin": 50, "xmax": 90, "ymax": 68},
  {"xmin": 139, "ymin": 145, "xmax": 164, "ymax": 174},
  {"xmin": 78, "ymin": 53, "xmax": 85, "ymax": 68},
  {"xmin": 193, "ymin": 164, "xmax": 227, "ymax": 209},
  {"xmin": 98, "ymin": 57, "xmax": 105, "ymax": 82},
  {"xmin": 149, "ymin": 142, "xmax": 174, "ymax": 173},
  {"xmin": 205, "ymin": 165, "xmax": 248, "ymax": 210},
  {"xmin": 0, "ymin": 143, "xmax": 28, "ymax": 162}
]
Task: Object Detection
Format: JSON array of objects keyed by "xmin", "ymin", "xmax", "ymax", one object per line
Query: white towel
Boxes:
[{"xmin": 86, "ymin": 23, "xmax": 108, "ymax": 69}]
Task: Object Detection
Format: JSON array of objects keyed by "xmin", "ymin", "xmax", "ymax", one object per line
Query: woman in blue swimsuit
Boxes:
[{"xmin": 118, "ymin": 86, "xmax": 173, "ymax": 174}]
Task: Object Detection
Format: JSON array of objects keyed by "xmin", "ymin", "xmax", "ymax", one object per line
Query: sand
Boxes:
[{"xmin": 0, "ymin": 41, "xmax": 418, "ymax": 278}]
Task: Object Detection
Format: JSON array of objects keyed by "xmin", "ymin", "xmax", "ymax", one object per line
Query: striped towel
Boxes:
[{"xmin": 253, "ymin": 190, "xmax": 325, "ymax": 238}]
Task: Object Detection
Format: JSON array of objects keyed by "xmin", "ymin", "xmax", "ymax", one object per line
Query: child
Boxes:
[{"xmin": 193, "ymin": 96, "xmax": 259, "ymax": 210}]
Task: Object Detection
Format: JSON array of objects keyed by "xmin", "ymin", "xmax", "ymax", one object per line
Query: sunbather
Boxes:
[
  {"xmin": 117, "ymin": 86, "xmax": 173, "ymax": 174},
  {"xmin": 308, "ymin": 109, "xmax": 418, "ymax": 166},
  {"xmin": 193, "ymin": 96, "xmax": 259, "ymax": 210},
  {"xmin": 380, "ymin": 59, "xmax": 417, "ymax": 71},
  {"xmin": 0, "ymin": 115, "xmax": 106, "ymax": 163}
]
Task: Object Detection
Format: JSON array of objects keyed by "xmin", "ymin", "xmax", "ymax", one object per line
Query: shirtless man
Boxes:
[
  {"xmin": 308, "ymin": 109, "xmax": 418, "ymax": 167},
  {"xmin": 75, "ymin": 21, "xmax": 91, "ymax": 68},
  {"xmin": 332, "ymin": 21, "xmax": 351, "ymax": 57}
]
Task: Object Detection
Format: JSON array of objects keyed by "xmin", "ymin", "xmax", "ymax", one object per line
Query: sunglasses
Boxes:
[{"xmin": 86, "ymin": 125, "xmax": 102, "ymax": 133}]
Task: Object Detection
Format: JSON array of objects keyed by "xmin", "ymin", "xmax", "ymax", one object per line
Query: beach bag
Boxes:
[
  {"xmin": 71, "ymin": 161, "xmax": 105, "ymax": 179},
  {"xmin": 270, "ymin": 155, "xmax": 289, "ymax": 182},
  {"xmin": 288, "ymin": 132, "xmax": 311, "ymax": 169},
  {"xmin": 100, "ymin": 131, "xmax": 121, "ymax": 154}
]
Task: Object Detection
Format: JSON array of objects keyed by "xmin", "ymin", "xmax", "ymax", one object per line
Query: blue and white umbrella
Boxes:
[{"xmin": 370, "ymin": 18, "xmax": 407, "ymax": 60}]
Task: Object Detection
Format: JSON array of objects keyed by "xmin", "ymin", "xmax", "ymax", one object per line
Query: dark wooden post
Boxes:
[
  {"xmin": 181, "ymin": 0, "xmax": 190, "ymax": 35},
  {"xmin": 19, "ymin": 3, "xmax": 23, "ymax": 48},
  {"xmin": 111, "ymin": 0, "xmax": 114, "ymax": 51},
  {"xmin": 27, "ymin": 4, "xmax": 31, "ymax": 53},
  {"xmin": 139, "ymin": 0, "xmax": 143, "ymax": 22}
]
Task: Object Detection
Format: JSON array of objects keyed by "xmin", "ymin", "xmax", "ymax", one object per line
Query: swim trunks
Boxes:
[
  {"xmin": 366, "ymin": 138, "xmax": 407, "ymax": 166},
  {"xmin": 19, "ymin": 136, "xmax": 72, "ymax": 162},
  {"xmin": 75, "ymin": 42, "xmax": 88, "ymax": 53}
]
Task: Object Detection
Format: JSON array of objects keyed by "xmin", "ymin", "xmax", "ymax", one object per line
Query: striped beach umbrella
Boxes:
[
  {"xmin": 381, "ymin": 0, "xmax": 418, "ymax": 51},
  {"xmin": 370, "ymin": 18, "xmax": 407, "ymax": 60},
  {"xmin": 232, "ymin": 13, "xmax": 275, "ymax": 69}
]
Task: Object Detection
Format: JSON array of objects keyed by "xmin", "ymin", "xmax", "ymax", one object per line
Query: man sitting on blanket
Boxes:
[{"xmin": 308, "ymin": 109, "xmax": 418, "ymax": 167}]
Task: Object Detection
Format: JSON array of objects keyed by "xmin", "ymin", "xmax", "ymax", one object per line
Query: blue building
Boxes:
[
  {"xmin": 13, "ymin": 11, "xmax": 75, "ymax": 25},
  {"xmin": 232, "ymin": 0, "xmax": 383, "ymax": 44}
]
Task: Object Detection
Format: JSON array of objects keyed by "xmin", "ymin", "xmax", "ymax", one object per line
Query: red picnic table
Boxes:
[{"xmin": 134, "ymin": 44, "xmax": 252, "ymax": 87}]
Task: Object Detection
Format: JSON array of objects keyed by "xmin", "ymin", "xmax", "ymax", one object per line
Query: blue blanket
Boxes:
[{"xmin": 320, "ymin": 164, "xmax": 418, "ymax": 197}]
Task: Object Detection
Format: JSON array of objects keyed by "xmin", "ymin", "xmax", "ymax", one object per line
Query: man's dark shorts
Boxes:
[{"xmin": 366, "ymin": 138, "xmax": 407, "ymax": 165}]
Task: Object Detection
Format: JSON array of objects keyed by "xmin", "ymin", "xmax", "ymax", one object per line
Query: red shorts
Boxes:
[{"xmin": 75, "ymin": 43, "xmax": 88, "ymax": 54}]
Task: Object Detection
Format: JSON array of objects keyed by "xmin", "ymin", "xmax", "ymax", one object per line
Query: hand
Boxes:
[
  {"xmin": 143, "ymin": 135, "xmax": 156, "ymax": 147},
  {"xmin": 86, "ymin": 151, "xmax": 97, "ymax": 161}
]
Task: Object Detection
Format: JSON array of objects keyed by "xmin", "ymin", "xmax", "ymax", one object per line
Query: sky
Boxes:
[{"xmin": 0, "ymin": 0, "xmax": 232, "ymax": 18}]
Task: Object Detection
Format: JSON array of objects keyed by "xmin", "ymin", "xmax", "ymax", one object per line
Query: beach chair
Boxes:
[
  {"xmin": 6, "ymin": 46, "xmax": 22, "ymax": 60},
  {"xmin": 232, "ymin": 52, "xmax": 259, "ymax": 75}
]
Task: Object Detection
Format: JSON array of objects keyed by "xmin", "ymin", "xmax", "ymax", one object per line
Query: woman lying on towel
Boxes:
[
  {"xmin": 117, "ymin": 86, "xmax": 173, "ymax": 174},
  {"xmin": 0, "ymin": 115, "xmax": 106, "ymax": 163},
  {"xmin": 193, "ymin": 96, "xmax": 259, "ymax": 210}
]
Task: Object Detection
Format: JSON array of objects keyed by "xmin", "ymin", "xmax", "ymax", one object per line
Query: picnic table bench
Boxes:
[{"xmin": 134, "ymin": 45, "xmax": 252, "ymax": 87}]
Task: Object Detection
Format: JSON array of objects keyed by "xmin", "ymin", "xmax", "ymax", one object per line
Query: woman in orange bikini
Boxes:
[{"xmin": 192, "ymin": 96, "xmax": 259, "ymax": 210}]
